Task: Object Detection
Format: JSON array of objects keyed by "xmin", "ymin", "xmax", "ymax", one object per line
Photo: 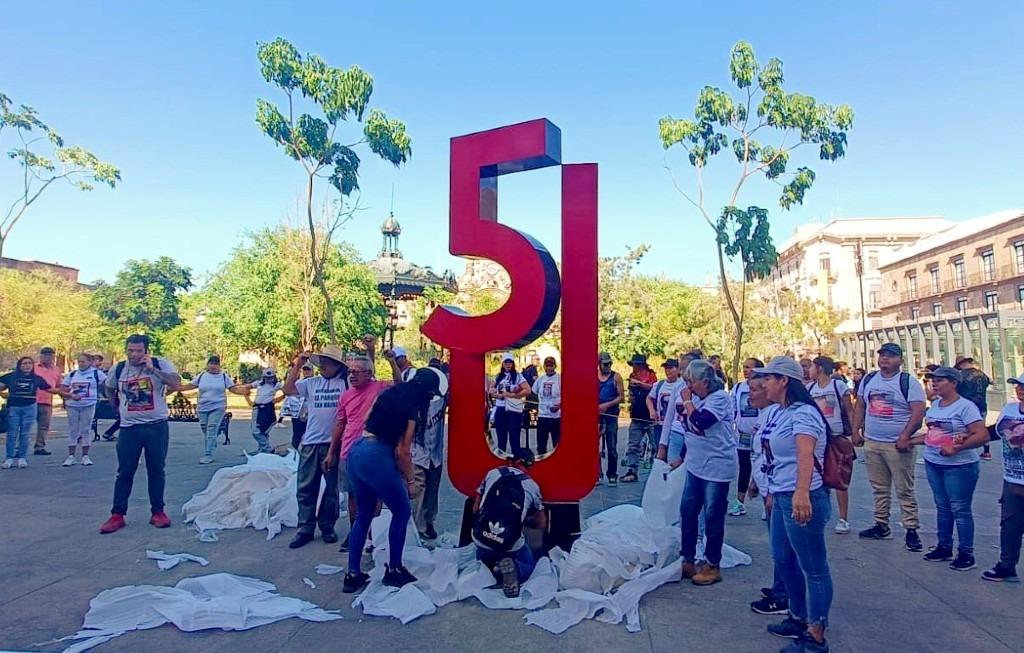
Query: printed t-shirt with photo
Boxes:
[
  {"xmin": 0, "ymin": 372, "xmax": 51, "ymax": 407},
  {"xmin": 649, "ymin": 378, "xmax": 685, "ymax": 425},
  {"xmin": 751, "ymin": 404, "xmax": 779, "ymax": 492},
  {"xmin": 995, "ymin": 402, "xmax": 1024, "ymax": 485},
  {"xmin": 923, "ymin": 397, "xmax": 983, "ymax": 466},
  {"xmin": 761, "ymin": 402, "xmax": 827, "ymax": 494},
  {"xmin": 495, "ymin": 372, "xmax": 528, "ymax": 413},
  {"xmin": 296, "ymin": 374, "xmax": 348, "ymax": 446},
  {"xmin": 532, "ymin": 373, "xmax": 562, "ymax": 419},
  {"xmin": 857, "ymin": 371, "xmax": 926, "ymax": 442},
  {"xmin": 105, "ymin": 359, "xmax": 178, "ymax": 426},
  {"xmin": 732, "ymin": 380, "xmax": 759, "ymax": 449},
  {"xmin": 64, "ymin": 367, "xmax": 108, "ymax": 408},
  {"xmin": 807, "ymin": 379, "xmax": 849, "ymax": 435}
]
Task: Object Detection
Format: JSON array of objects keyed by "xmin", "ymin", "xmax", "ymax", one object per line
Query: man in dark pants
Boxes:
[
  {"xmin": 597, "ymin": 352, "xmax": 625, "ymax": 486},
  {"xmin": 956, "ymin": 356, "xmax": 993, "ymax": 460},
  {"xmin": 100, "ymin": 334, "xmax": 181, "ymax": 534}
]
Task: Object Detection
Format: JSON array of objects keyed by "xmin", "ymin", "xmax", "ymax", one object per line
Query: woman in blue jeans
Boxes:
[
  {"xmin": 755, "ymin": 357, "xmax": 833, "ymax": 653},
  {"xmin": 914, "ymin": 367, "xmax": 989, "ymax": 570},
  {"xmin": 342, "ymin": 368, "xmax": 441, "ymax": 594},
  {"xmin": 677, "ymin": 360, "xmax": 736, "ymax": 586},
  {"xmin": 1, "ymin": 356, "xmax": 67, "ymax": 469}
]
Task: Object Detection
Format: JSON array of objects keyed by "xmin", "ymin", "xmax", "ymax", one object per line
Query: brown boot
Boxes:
[
  {"xmin": 692, "ymin": 564, "xmax": 722, "ymax": 586},
  {"xmin": 680, "ymin": 560, "xmax": 699, "ymax": 579}
]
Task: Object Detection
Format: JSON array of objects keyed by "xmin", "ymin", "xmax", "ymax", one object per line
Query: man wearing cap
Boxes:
[
  {"xmin": 33, "ymin": 346, "xmax": 63, "ymax": 455},
  {"xmin": 532, "ymin": 357, "xmax": 562, "ymax": 455},
  {"xmin": 284, "ymin": 346, "xmax": 349, "ymax": 549},
  {"xmin": 391, "ymin": 346, "xmax": 417, "ymax": 383},
  {"xmin": 597, "ymin": 352, "xmax": 625, "ymax": 485},
  {"xmin": 955, "ymin": 356, "xmax": 993, "ymax": 461},
  {"xmin": 622, "ymin": 354, "xmax": 658, "ymax": 483},
  {"xmin": 852, "ymin": 342, "xmax": 927, "ymax": 550},
  {"xmin": 411, "ymin": 365, "xmax": 449, "ymax": 541}
]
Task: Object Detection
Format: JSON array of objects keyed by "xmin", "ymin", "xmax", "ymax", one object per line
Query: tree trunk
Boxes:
[
  {"xmin": 305, "ymin": 174, "xmax": 337, "ymax": 345},
  {"xmin": 715, "ymin": 241, "xmax": 744, "ymax": 382}
]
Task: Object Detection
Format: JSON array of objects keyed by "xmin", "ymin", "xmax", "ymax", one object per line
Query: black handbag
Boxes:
[{"xmin": 0, "ymin": 401, "xmax": 9, "ymax": 434}]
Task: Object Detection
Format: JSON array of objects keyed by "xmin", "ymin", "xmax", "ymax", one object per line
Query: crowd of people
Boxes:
[{"xmin": 4, "ymin": 335, "xmax": 1024, "ymax": 652}]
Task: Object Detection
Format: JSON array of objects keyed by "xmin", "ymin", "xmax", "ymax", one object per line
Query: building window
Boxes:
[
  {"xmin": 910, "ymin": 306, "xmax": 920, "ymax": 320},
  {"xmin": 953, "ymin": 258, "xmax": 966, "ymax": 288},
  {"xmin": 984, "ymin": 291, "xmax": 998, "ymax": 312},
  {"xmin": 981, "ymin": 250, "xmax": 996, "ymax": 282},
  {"xmin": 1018, "ymin": 284, "xmax": 1024, "ymax": 310},
  {"xmin": 869, "ymin": 290, "xmax": 881, "ymax": 310},
  {"xmin": 907, "ymin": 274, "xmax": 918, "ymax": 300},
  {"xmin": 932, "ymin": 302, "xmax": 942, "ymax": 318},
  {"xmin": 1015, "ymin": 241, "xmax": 1024, "ymax": 274},
  {"xmin": 956, "ymin": 296, "xmax": 968, "ymax": 314},
  {"xmin": 819, "ymin": 255, "xmax": 831, "ymax": 274},
  {"xmin": 867, "ymin": 252, "xmax": 879, "ymax": 271},
  {"xmin": 929, "ymin": 266, "xmax": 940, "ymax": 292}
]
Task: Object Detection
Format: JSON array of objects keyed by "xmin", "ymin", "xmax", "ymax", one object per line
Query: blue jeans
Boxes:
[
  {"xmin": 925, "ymin": 461, "xmax": 980, "ymax": 555},
  {"xmin": 668, "ymin": 430, "xmax": 686, "ymax": 464},
  {"xmin": 494, "ymin": 407, "xmax": 523, "ymax": 455},
  {"xmin": 346, "ymin": 437, "xmax": 412, "ymax": 572},
  {"xmin": 250, "ymin": 407, "xmax": 273, "ymax": 453},
  {"xmin": 476, "ymin": 544, "xmax": 537, "ymax": 583},
  {"xmin": 764, "ymin": 497, "xmax": 788, "ymax": 599},
  {"xmin": 5, "ymin": 404, "xmax": 36, "ymax": 459},
  {"xmin": 771, "ymin": 489, "xmax": 833, "ymax": 628},
  {"xmin": 680, "ymin": 471, "xmax": 730, "ymax": 566},
  {"xmin": 198, "ymin": 408, "xmax": 225, "ymax": 456}
]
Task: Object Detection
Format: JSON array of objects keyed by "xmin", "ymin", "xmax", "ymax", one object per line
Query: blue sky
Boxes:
[{"xmin": 2, "ymin": 1, "xmax": 1022, "ymax": 286}]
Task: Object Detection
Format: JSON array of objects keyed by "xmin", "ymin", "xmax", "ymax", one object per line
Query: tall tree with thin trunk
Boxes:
[
  {"xmin": 256, "ymin": 37, "xmax": 411, "ymax": 344},
  {"xmin": 0, "ymin": 92, "xmax": 120, "ymax": 263},
  {"xmin": 659, "ymin": 41, "xmax": 853, "ymax": 379}
]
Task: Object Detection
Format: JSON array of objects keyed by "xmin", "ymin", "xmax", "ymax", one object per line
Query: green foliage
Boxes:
[
  {"xmin": 1, "ymin": 91, "xmax": 120, "ymax": 258},
  {"xmin": 717, "ymin": 206, "xmax": 777, "ymax": 281},
  {"xmin": 92, "ymin": 257, "xmax": 192, "ymax": 335},
  {"xmin": 197, "ymin": 226, "xmax": 386, "ymax": 359}
]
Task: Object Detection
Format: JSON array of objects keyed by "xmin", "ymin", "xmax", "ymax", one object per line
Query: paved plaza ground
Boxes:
[{"xmin": 0, "ymin": 413, "xmax": 1019, "ymax": 652}]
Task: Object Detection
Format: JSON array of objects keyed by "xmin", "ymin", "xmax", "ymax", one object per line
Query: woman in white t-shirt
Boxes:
[
  {"xmin": 244, "ymin": 368, "xmax": 285, "ymax": 453},
  {"xmin": 807, "ymin": 356, "xmax": 854, "ymax": 534},
  {"xmin": 985, "ymin": 374, "xmax": 1024, "ymax": 581},
  {"xmin": 911, "ymin": 366, "xmax": 989, "ymax": 571},
  {"xmin": 61, "ymin": 353, "xmax": 108, "ymax": 467},
  {"xmin": 729, "ymin": 357, "xmax": 764, "ymax": 517},
  {"xmin": 177, "ymin": 355, "xmax": 249, "ymax": 463},
  {"xmin": 489, "ymin": 353, "xmax": 530, "ymax": 456}
]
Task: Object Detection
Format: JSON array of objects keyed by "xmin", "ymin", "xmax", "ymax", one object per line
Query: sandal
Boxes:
[{"xmin": 497, "ymin": 557, "xmax": 520, "ymax": 598}]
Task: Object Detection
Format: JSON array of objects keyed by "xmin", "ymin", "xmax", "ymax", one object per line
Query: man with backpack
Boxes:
[
  {"xmin": 955, "ymin": 356, "xmax": 993, "ymax": 461},
  {"xmin": 852, "ymin": 342, "xmax": 927, "ymax": 551},
  {"xmin": 472, "ymin": 451, "xmax": 547, "ymax": 598},
  {"xmin": 99, "ymin": 334, "xmax": 182, "ymax": 534}
]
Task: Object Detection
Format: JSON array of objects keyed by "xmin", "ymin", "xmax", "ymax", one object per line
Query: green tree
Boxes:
[
  {"xmin": 256, "ymin": 37, "xmax": 411, "ymax": 344},
  {"xmin": 659, "ymin": 41, "xmax": 853, "ymax": 378},
  {"xmin": 0, "ymin": 92, "xmax": 120, "ymax": 262},
  {"xmin": 92, "ymin": 257, "xmax": 193, "ymax": 339},
  {"xmin": 199, "ymin": 226, "xmax": 386, "ymax": 361}
]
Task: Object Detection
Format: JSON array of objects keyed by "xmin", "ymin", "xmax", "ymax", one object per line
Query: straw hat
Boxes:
[{"xmin": 309, "ymin": 345, "xmax": 346, "ymax": 368}]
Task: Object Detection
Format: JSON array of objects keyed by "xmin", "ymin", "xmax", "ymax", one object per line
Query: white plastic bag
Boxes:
[{"xmin": 640, "ymin": 459, "xmax": 686, "ymax": 528}]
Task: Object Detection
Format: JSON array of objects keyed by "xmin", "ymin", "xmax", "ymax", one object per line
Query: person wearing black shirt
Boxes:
[
  {"xmin": 956, "ymin": 357, "xmax": 992, "ymax": 460},
  {"xmin": 1, "ymin": 356, "xmax": 68, "ymax": 468}
]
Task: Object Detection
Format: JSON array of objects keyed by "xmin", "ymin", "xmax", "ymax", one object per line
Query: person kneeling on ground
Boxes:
[
  {"xmin": 342, "ymin": 368, "xmax": 442, "ymax": 594},
  {"xmin": 472, "ymin": 451, "xmax": 547, "ymax": 598}
]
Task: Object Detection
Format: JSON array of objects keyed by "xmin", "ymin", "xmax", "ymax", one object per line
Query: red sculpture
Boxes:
[{"xmin": 422, "ymin": 119, "xmax": 598, "ymax": 503}]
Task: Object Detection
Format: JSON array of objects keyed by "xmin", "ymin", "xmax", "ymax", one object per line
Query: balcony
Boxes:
[{"xmin": 895, "ymin": 264, "xmax": 1021, "ymax": 304}]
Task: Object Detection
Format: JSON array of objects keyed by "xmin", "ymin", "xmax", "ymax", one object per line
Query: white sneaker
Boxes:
[
  {"xmin": 835, "ymin": 518, "xmax": 850, "ymax": 534},
  {"xmin": 81, "ymin": 455, "xmax": 93, "ymax": 466},
  {"xmin": 16, "ymin": 458, "xmax": 28, "ymax": 468},
  {"xmin": 199, "ymin": 456, "xmax": 213, "ymax": 464},
  {"xmin": 63, "ymin": 455, "xmax": 77, "ymax": 467},
  {"xmin": 1, "ymin": 459, "xmax": 13, "ymax": 469}
]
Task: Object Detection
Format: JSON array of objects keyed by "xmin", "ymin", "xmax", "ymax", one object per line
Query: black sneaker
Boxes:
[
  {"xmin": 780, "ymin": 632, "xmax": 829, "ymax": 653},
  {"xmin": 33, "ymin": 449, "xmax": 51, "ymax": 456},
  {"xmin": 382, "ymin": 564, "xmax": 417, "ymax": 588},
  {"xmin": 423, "ymin": 524, "xmax": 438, "ymax": 540},
  {"xmin": 949, "ymin": 553, "xmax": 976, "ymax": 571},
  {"xmin": 905, "ymin": 529, "xmax": 923, "ymax": 552},
  {"xmin": 768, "ymin": 616, "xmax": 808, "ymax": 639},
  {"xmin": 760, "ymin": 587, "xmax": 774, "ymax": 598},
  {"xmin": 922, "ymin": 546, "xmax": 953, "ymax": 562},
  {"xmin": 288, "ymin": 532, "xmax": 314, "ymax": 549},
  {"xmin": 858, "ymin": 523, "xmax": 892, "ymax": 540},
  {"xmin": 982, "ymin": 563, "xmax": 1020, "ymax": 582},
  {"xmin": 342, "ymin": 571, "xmax": 370, "ymax": 593},
  {"xmin": 321, "ymin": 530, "xmax": 338, "ymax": 544},
  {"xmin": 750, "ymin": 595, "xmax": 789, "ymax": 615},
  {"xmin": 608, "ymin": 476, "xmax": 618, "ymax": 486}
]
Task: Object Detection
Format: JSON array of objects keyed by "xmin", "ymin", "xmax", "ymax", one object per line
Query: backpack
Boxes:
[
  {"xmin": 472, "ymin": 468, "xmax": 526, "ymax": 553},
  {"xmin": 112, "ymin": 358, "xmax": 164, "ymax": 400},
  {"xmin": 860, "ymin": 371, "xmax": 910, "ymax": 402}
]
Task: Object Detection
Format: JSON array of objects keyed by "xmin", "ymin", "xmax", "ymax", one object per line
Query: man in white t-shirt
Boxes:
[
  {"xmin": 532, "ymin": 357, "xmax": 562, "ymax": 455},
  {"xmin": 852, "ymin": 342, "xmax": 927, "ymax": 551},
  {"xmin": 284, "ymin": 345, "xmax": 349, "ymax": 549}
]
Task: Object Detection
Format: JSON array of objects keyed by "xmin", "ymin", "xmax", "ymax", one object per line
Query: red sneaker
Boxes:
[
  {"xmin": 149, "ymin": 511, "xmax": 172, "ymax": 528},
  {"xmin": 100, "ymin": 514, "xmax": 126, "ymax": 534}
]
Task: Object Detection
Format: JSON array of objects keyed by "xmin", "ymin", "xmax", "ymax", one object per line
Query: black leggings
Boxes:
[{"xmin": 737, "ymin": 448, "xmax": 752, "ymax": 496}]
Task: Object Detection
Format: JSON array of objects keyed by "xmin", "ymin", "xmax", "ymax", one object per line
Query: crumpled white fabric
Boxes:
[
  {"xmin": 182, "ymin": 452, "xmax": 299, "ymax": 540},
  {"xmin": 59, "ymin": 573, "xmax": 340, "ymax": 653},
  {"xmin": 146, "ymin": 550, "xmax": 210, "ymax": 571},
  {"xmin": 348, "ymin": 465, "xmax": 751, "ymax": 633}
]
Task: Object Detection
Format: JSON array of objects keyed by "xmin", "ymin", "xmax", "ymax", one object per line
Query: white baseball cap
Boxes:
[
  {"xmin": 501, "ymin": 352, "xmax": 515, "ymax": 363},
  {"xmin": 392, "ymin": 346, "xmax": 408, "ymax": 358}
]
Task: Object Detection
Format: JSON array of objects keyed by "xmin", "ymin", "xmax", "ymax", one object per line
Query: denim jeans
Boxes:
[
  {"xmin": 494, "ymin": 407, "xmax": 523, "ymax": 455},
  {"xmin": 112, "ymin": 420, "xmax": 169, "ymax": 515},
  {"xmin": 5, "ymin": 404, "xmax": 35, "ymax": 459},
  {"xmin": 771, "ymin": 488, "xmax": 833, "ymax": 628},
  {"xmin": 476, "ymin": 543, "xmax": 537, "ymax": 583},
  {"xmin": 764, "ymin": 496, "xmax": 788, "ymax": 599},
  {"xmin": 197, "ymin": 408, "xmax": 225, "ymax": 456},
  {"xmin": 668, "ymin": 430, "xmax": 686, "ymax": 464},
  {"xmin": 250, "ymin": 407, "xmax": 274, "ymax": 453},
  {"xmin": 625, "ymin": 419, "xmax": 654, "ymax": 470},
  {"xmin": 680, "ymin": 471, "xmax": 730, "ymax": 565},
  {"xmin": 599, "ymin": 414, "xmax": 619, "ymax": 479},
  {"xmin": 346, "ymin": 437, "xmax": 412, "ymax": 572},
  {"xmin": 925, "ymin": 461, "xmax": 980, "ymax": 555}
]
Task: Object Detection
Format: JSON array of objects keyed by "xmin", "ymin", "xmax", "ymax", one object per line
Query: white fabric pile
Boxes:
[
  {"xmin": 146, "ymin": 550, "xmax": 210, "ymax": 571},
  {"xmin": 349, "ymin": 461, "xmax": 751, "ymax": 633},
  {"xmin": 57, "ymin": 573, "xmax": 341, "ymax": 653},
  {"xmin": 182, "ymin": 452, "xmax": 299, "ymax": 540}
]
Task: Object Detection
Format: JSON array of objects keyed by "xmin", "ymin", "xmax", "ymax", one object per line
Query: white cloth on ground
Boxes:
[{"xmin": 145, "ymin": 550, "xmax": 210, "ymax": 571}]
